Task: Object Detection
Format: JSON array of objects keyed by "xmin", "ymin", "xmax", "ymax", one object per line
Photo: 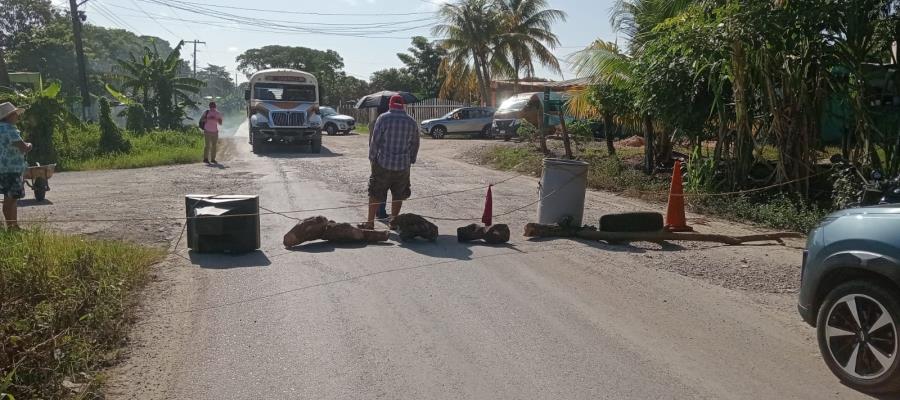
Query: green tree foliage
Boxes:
[
  {"xmin": 397, "ymin": 36, "xmax": 448, "ymax": 98},
  {"xmin": 98, "ymin": 97, "xmax": 130, "ymax": 154},
  {"xmin": 0, "ymin": 0, "xmax": 58, "ymax": 85},
  {"xmin": 329, "ymin": 73, "xmax": 369, "ymax": 106},
  {"xmin": 368, "ymin": 68, "xmax": 416, "ymax": 93},
  {"xmin": 494, "ymin": 0, "xmax": 566, "ymax": 90},
  {"xmin": 113, "ymin": 41, "xmax": 202, "ymax": 129},
  {"xmin": 235, "ymin": 45, "xmax": 346, "ymax": 105},
  {"xmin": 1, "ymin": 82, "xmax": 75, "ymax": 165},
  {"xmin": 433, "ymin": 0, "xmax": 502, "ymax": 104},
  {"xmin": 125, "ymin": 103, "xmax": 148, "ymax": 134}
]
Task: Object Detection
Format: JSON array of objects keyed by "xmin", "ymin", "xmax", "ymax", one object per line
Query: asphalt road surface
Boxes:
[{"xmin": 35, "ymin": 122, "xmax": 877, "ymax": 399}]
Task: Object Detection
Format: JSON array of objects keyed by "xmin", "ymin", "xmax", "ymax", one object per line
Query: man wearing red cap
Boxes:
[{"xmin": 362, "ymin": 95, "xmax": 420, "ymax": 229}]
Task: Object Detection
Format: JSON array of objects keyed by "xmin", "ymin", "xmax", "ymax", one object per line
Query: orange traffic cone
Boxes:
[
  {"xmin": 481, "ymin": 185, "xmax": 493, "ymax": 226},
  {"xmin": 664, "ymin": 160, "xmax": 693, "ymax": 232}
]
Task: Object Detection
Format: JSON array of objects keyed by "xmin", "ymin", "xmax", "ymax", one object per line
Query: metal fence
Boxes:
[{"xmin": 336, "ymin": 98, "xmax": 470, "ymax": 128}]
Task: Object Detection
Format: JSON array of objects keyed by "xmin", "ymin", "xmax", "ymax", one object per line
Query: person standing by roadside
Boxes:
[
  {"xmin": 361, "ymin": 95, "xmax": 419, "ymax": 230},
  {"xmin": 369, "ymin": 102, "xmax": 391, "ymax": 220},
  {"xmin": 201, "ymin": 102, "xmax": 223, "ymax": 164},
  {"xmin": 0, "ymin": 102, "xmax": 32, "ymax": 230}
]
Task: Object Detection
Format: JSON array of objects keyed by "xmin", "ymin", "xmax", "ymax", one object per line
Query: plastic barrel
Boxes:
[{"xmin": 537, "ymin": 158, "xmax": 589, "ymax": 226}]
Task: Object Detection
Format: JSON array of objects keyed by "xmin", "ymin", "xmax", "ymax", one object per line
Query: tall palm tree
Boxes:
[
  {"xmin": 495, "ymin": 0, "xmax": 566, "ymax": 94},
  {"xmin": 433, "ymin": 0, "xmax": 500, "ymax": 105}
]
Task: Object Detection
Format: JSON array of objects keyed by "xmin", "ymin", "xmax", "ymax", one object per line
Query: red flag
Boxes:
[{"xmin": 481, "ymin": 185, "xmax": 493, "ymax": 226}]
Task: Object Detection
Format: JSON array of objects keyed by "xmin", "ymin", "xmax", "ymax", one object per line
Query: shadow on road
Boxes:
[
  {"xmin": 285, "ymin": 241, "xmax": 395, "ymax": 253},
  {"xmin": 19, "ymin": 199, "xmax": 54, "ymax": 207},
  {"xmin": 189, "ymin": 250, "xmax": 272, "ymax": 269},
  {"xmin": 254, "ymin": 145, "xmax": 343, "ymax": 158},
  {"xmin": 396, "ymin": 234, "xmax": 474, "ymax": 260}
]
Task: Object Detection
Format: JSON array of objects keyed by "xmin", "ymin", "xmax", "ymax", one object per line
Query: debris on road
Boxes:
[
  {"xmin": 457, "ymin": 223, "xmax": 511, "ymax": 244},
  {"xmin": 524, "ymin": 223, "xmax": 803, "ymax": 245},
  {"xmin": 392, "ymin": 213, "xmax": 439, "ymax": 242},
  {"xmin": 283, "ymin": 216, "xmax": 390, "ymax": 248}
]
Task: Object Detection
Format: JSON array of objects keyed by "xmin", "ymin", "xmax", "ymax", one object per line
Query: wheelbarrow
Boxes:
[{"xmin": 23, "ymin": 163, "xmax": 56, "ymax": 202}]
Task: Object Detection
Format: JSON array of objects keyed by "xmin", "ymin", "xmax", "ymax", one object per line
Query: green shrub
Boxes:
[
  {"xmin": 125, "ymin": 104, "xmax": 148, "ymax": 134},
  {"xmin": 98, "ymin": 98, "xmax": 131, "ymax": 154},
  {"xmin": 21, "ymin": 96, "xmax": 60, "ymax": 165},
  {"xmin": 517, "ymin": 119, "xmax": 539, "ymax": 143},
  {"xmin": 0, "ymin": 229, "xmax": 163, "ymax": 399},
  {"xmin": 60, "ymin": 128, "xmax": 203, "ymax": 171}
]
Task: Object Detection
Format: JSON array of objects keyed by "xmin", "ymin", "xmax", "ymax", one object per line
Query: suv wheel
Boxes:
[
  {"xmin": 480, "ymin": 125, "xmax": 491, "ymax": 138},
  {"xmin": 817, "ymin": 280, "xmax": 900, "ymax": 393},
  {"xmin": 431, "ymin": 126, "xmax": 447, "ymax": 139},
  {"xmin": 325, "ymin": 124, "xmax": 338, "ymax": 136}
]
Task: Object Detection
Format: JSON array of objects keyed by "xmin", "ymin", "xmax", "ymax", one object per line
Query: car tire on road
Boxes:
[
  {"xmin": 599, "ymin": 212, "xmax": 664, "ymax": 232},
  {"xmin": 311, "ymin": 137, "xmax": 323, "ymax": 153},
  {"xmin": 33, "ymin": 177, "xmax": 48, "ymax": 202},
  {"xmin": 325, "ymin": 124, "xmax": 338, "ymax": 136},
  {"xmin": 431, "ymin": 126, "xmax": 447, "ymax": 139},
  {"xmin": 480, "ymin": 125, "xmax": 491, "ymax": 139},
  {"xmin": 816, "ymin": 280, "xmax": 900, "ymax": 393}
]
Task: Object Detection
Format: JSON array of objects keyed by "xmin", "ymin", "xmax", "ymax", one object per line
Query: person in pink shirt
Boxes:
[{"xmin": 201, "ymin": 102, "xmax": 223, "ymax": 164}]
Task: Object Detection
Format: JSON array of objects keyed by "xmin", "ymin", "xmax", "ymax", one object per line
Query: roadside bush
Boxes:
[
  {"xmin": 125, "ymin": 103, "xmax": 148, "ymax": 134},
  {"xmin": 98, "ymin": 98, "xmax": 131, "ymax": 154},
  {"xmin": 691, "ymin": 194, "xmax": 826, "ymax": 233},
  {"xmin": 0, "ymin": 229, "xmax": 163, "ymax": 399},
  {"xmin": 516, "ymin": 119, "xmax": 539, "ymax": 143},
  {"xmin": 21, "ymin": 96, "xmax": 61, "ymax": 165},
  {"xmin": 60, "ymin": 127, "xmax": 203, "ymax": 171}
]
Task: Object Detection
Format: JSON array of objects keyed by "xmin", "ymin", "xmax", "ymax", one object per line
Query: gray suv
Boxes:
[
  {"xmin": 319, "ymin": 106, "xmax": 356, "ymax": 135},
  {"xmin": 800, "ymin": 205, "xmax": 900, "ymax": 393},
  {"xmin": 420, "ymin": 107, "xmax": 495, "ymax": 139}
]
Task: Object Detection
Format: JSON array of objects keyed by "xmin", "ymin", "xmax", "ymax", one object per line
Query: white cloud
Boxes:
[{"xmin": 227, "ymin": 46, "xmax": 240, "ymax": 53}]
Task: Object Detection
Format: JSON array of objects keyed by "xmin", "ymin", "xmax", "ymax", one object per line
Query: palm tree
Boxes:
[
  {"xmin": 113, "ymin": 40, "xmax": 202, "ymax": 128},
  {"xmin": 433, "ymin": 0, "xmax": 500, "ymax": 105},
  {"xmin": 495, "ymin": 0, "xmax": 566, "ymax": 94}
]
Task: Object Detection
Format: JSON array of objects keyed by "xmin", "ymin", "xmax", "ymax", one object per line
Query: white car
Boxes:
[{"xmin": 320, "ymin": 106, "xmax": 356, "ymax": 135}]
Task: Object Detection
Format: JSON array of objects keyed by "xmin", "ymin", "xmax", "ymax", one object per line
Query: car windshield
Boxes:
[
  {"xmin": 253, "ymin": 83, "xmax": 317, "ymax": 102},
  {"xmin": 320, "ymin": 107, "xmax": 338, "ymax": 116},
  {"xmin": 496, "ymin": 98, "xmax": 530, "ymax": 113}
]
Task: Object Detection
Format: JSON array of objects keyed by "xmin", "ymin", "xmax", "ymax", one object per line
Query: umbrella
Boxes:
[{"xmin": 355, "ymin": 91, "xmax": 418, "ymax": 110}]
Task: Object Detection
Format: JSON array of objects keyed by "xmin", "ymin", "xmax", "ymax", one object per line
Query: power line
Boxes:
[
  {"xmin": 128, "ymin": 0, "xmax": 180, "ymax": 41},
  {"xmin": 155, "ymin": 0, "xmax": 437, "ymax": 16}
]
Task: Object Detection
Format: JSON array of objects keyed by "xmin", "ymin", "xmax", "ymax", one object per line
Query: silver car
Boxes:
[
  {"xmin": 320, "ymin": 106, "xmax": 356, "ymax": 135},
  {"xmin": 800, "ymin": 205, "xmax": 900, "ymax": 393},
  {"xmin": 420, "ymin": 107, "xmax": 495, "ymax": 139}
]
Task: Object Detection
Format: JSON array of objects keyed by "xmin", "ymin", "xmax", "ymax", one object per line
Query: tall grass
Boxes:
[
  {"xmin": 0, "ymin": 229, "xmax": 163, "ymax": 399},
  {"xmin": 57, "ymin": 126, "xmax": 203, "ymax": 171}
]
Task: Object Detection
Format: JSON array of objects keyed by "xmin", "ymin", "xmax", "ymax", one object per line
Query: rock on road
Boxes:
[{"xmin": 26, "ymin": 122, "xmax": 875, "ymax": 399}]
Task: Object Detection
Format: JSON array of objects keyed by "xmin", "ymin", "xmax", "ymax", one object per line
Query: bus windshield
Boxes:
[{"xmin": 253, "ymin": 83, "xmax": 317, "ymax": 102}]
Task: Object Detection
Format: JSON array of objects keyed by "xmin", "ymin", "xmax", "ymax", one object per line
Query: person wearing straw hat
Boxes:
[{"xmin": 0, "ymin": 102, "xmax": 32, "ymax": 230}]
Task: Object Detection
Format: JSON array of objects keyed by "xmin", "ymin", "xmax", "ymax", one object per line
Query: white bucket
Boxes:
[{"xmin": 537, "ymin": 158, "xmax": 589, "ymax": 226}]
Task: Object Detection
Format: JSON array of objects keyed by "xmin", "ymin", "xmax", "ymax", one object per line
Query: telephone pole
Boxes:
[
  {"xmin": 185, "ymin": 40, "xmax": 206, "ymax": 77},
  {"xmin": 69, "ymin": 0, "xmax": 91, "ymax": 120}
]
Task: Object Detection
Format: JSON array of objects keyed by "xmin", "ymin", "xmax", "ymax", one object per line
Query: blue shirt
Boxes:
[
  {"xmin": 0, "ymin": 122, "xmax": 26, "ymax": 174},
  {"xmin": 368, "ymin": 109, "xmax": 420, "ymax": 171}
]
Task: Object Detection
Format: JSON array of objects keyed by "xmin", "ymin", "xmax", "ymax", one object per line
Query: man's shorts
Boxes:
[
  {"xmin": 368, "ymin": 163, "xmax": 411, "ymax": 203},
  {"xmin": 0, "ymin": 173, "xmax": 25, "ymax": 199}
]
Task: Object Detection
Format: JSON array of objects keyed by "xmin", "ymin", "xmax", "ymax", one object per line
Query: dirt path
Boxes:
[{"xmin": 18, "ymin": 127, "xmax": 872, "ymax": 399}]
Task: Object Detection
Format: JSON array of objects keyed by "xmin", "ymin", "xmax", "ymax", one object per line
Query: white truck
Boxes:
[{"xmin": 244, "ymin": 69, "xmax": 322, "ymax": 153}]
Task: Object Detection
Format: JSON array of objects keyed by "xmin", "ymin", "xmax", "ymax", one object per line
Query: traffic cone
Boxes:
[
  {"xmin": 664, "ymin": 160, "xmax": 693, "ymax": 232},
  {"xmin": 481, "ymin": 185, "xmax": 493, "ymax": 226}
]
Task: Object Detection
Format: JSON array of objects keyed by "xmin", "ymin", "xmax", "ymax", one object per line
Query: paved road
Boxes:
[{"xmin": 97, "ymin": 123, "xmax": 876, "ymax": 399}]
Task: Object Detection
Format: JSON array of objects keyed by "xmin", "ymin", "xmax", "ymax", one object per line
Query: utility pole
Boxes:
[
  {"xmin": 69, "ymin": 0, "xmax": 91, "ymax": 120},
  {"xmin": 185, "ymin": 40, "xmax": 206, "ymax": 77}
]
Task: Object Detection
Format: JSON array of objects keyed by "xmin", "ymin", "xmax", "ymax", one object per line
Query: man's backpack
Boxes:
[{"xmin": 199, "ymin": 110, "xmax": 209, "ymax": 129}]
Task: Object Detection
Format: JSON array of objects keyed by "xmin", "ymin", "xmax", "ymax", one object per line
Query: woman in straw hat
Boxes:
[{"xmin": 0, "ymin": 102, "xmax": 33, "ymax": 230}]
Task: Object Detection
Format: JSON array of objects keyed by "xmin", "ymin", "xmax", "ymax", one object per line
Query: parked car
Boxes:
[
  {"xmin": 319, "ymin": 106, "xmax": 356, "ymax": 135},
  {"xmin": 420, "ymin": 107, "xmax": 495, "ymax": 139},
  {"xmin": 799, "ymin": 205, "xmax": 900, "ymax": 393},
  {"xmin": 491, "ymin": 92, "xmax": 571, "ymax": 140}
]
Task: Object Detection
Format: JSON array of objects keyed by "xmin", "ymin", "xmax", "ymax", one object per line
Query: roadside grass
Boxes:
[
  {"xmin": 57, "ymin": 127, "xmax": 203, "ymax": 171},
  {"xmin": 0, "ymin": 229, "xmax": 163, "ymax": 399},
  {"xmin": 477, "ymin": 141, "xmax": 825, "ymax": 233}
]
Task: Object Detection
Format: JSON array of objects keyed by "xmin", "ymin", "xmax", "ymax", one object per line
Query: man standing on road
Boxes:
[
  {"xmin": 361, "ymin": 95, "xmax": 419, "ymax": 230},
  {"xmin": 0, "ymin": 102, "xmax": 32, "ymax": 230},
  {"xmin": 201, "ymin": 102, "xmax": 223, "ymax": 164}
]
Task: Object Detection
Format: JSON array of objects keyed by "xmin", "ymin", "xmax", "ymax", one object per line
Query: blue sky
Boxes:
[{"xmin": 56, "ymin": 0, "xmax": 617, "ymax": 83}]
